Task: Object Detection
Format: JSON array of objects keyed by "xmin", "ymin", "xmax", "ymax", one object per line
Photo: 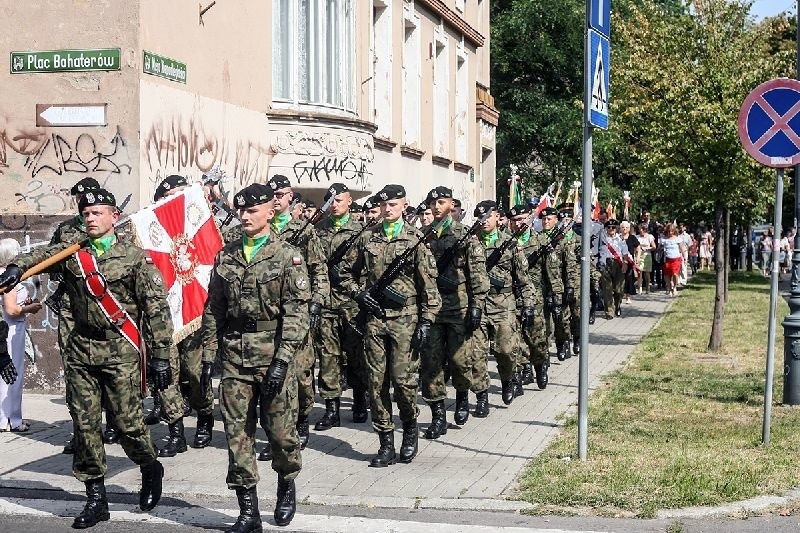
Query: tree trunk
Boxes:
[
  {"xmin": 723, "ymin": 207, "xmax": 730, "ymax": 302},
  {"xmin": 708, "ymin": 201, "xmax": 726, "ymax": 351}
]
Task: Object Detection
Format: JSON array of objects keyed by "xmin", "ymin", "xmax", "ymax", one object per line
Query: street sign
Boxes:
[
  {"xmin": 738, "ymin": 78, "xmax": 800, "ymax": 168},
  {"xmin": 587, "ymin": 29, "xmax": 610, "ymax": 130},
  {"xmin": 589, "ymin": 0, "xmax": 611, "ymax": 37},
  {"xmin": 10, "ymin": 49, "xmax": 120, "ymax": 74},
  {"xmin": 143, "ymin": 51, "xmax": 187, "ymax": 84},
  {"xmin": 36, "ymin": 104, "xmax": 107, "ymax": 127}
]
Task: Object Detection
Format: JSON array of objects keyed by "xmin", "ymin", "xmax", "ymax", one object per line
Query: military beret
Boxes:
[
  {"xmin": 324, "ymin": 182, "xmax": 349, "ymax": 202},
  {"xmin": 377, "ymin": 184, "xmax": 406, "ymax": 201},
  {"xmin": 267, "ymin": 174, "xmax": 292, "ymax": 191},
  {"xmin": 557, "ymin": 202, "xmax": 574, "ymax": 213},
  {"xmin": 404, "ymin": 206, "xmax": 416, "ymax": 217},
  {"xmin": 70, "ymin": 177, "xmax": 100, "ymax": 195},
  {"xmin": 78, "ymin": 188, "xmax": 116, "ymax": 212},
  {"xmin": 453, "ymin": 199, "xmax": 462, "ymax": 208},
  {"xmin": 509, "ymin": 204, "xmax": 531, "ymax": 218},
  {"xmin": 351, "ymin": 202, "xmax": 362, "ymax": 212},
  {"xmin": 425, "ymin": 186, "xmax": 453, "ymax": 204},
  {"xmin": 497, "ymin": 206, "xmax": 506, "ymax": 216},
  {"xmin": 292, "ymin": 192, "xmax": 303, "ymax": 204},
  {"xmin": 363, "ymin": 195, "xmax": 380, "ymax": 211},
  {"xmin": 154, "ymin": 174, "xmax": 189, "ymax": 201},
  {"xmin": 416, "ymin": 201, "xmax": 428, "ymax": 215},
  {"xmin": 234, "ymin": 183, "xmax": 274, "ymax": 209},
  {"xmin": 539, "ymin": 206, "xmax": 559, "ymax": 218},
  {"xmin": 473, "ymin": 200, "xmax": 497, "ymax": 218},
  {"xmin": 605, "ymin": 218, "xmax": 620, "ymax": 227},
  {"xmin": 305, "ymin": 199, "xmax": 317, "ymax": 209}
]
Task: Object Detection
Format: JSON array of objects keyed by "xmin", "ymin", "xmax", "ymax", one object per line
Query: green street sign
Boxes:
[
  {"xmin": 10, "ymin": 48, "xmax": 121, "ymax": 73},
  {"xmin": 143, "ymin": 50, "xmax": 186, "ymax": 84}
]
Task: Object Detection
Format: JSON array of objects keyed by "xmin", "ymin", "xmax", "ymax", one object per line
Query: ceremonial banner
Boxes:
[{"xmin": 129, "ymin": 184, "xmax": 223, "ymax": 341}]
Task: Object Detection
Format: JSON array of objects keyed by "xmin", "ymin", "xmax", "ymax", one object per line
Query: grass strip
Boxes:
[{"xmin": 516, "ymin": 270, "xmax": 800, "ymax": 518}]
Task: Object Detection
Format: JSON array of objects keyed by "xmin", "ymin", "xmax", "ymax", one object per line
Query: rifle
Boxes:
[
  {"xmin": 327, "ymin": 216, "xmax": 379, "ymax": 285},
  {"xmin": 526, "ymin": 219, "xmax": 574, "ymax": 269},
  {"xmin": 287, "ymin": 194, "xmax": 334, "ymax": 246},
  {"xmin": 435, "ymin": 213, "xmax": 491, "ymax": 273}
]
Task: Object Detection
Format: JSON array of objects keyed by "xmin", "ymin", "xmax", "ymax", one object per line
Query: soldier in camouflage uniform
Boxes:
[
  {"xmin": 313, "ymin": 183, "xmax": 370, "ymax": 430},
  {"xmin": 556, "ymin": 203, "xmax": 581, "ymax": 356},
  {"xmin": 420, "ymin": 186, "xmax": 488, "ymax": 438},
  {"xmin": 257, "ymin": 174, "xmax": 328, "ymax": 461},
  {"xmin": 339, "ymin": 184, "xmax": 441, "ymax": 467},
  {"xmin": 508, "ymin": 204, "xmax": 550, "ymax": 390},
  {"xmin": 473, "ymin": 201, "xmax": 535, "ymax": 405},
  {"xmin": 539, "ymin": 207, "xmax": 571, "ymax": 361},
  {"xmin": 0, "ymin": 189, "xmax": 171, "ymax": 528},
  {"xmin": 201, "ymin": 183, "xmax": 308, "ymax": 529}
]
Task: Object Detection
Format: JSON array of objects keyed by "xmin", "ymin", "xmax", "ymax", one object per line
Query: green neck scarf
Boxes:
[
  {"xmin": 382, "ymin": 219, "xmax": 404, "ymax": 240},
  {"xmin": 271, "ymin": 212, "xmax": 291, "ymax": 233},
  {"xmin": 89, "ymin": 234, "xmax": 116, "ymax": 257},
  {"xmin": 517, "ymin": 229, "xmax": 531, "ymax": 247},
  {"xmin": 435, "ymin": 216, "xmax": 453, "ymax": 238},
  {"xmin": 332, "ymin": 212, "xmax": 350, "ymax": 232},
  {"xmin": 242, "ymin": 234, "xmax": 270, "ymax": 263},
  {"xmin": 480, "ymin": 229, "xmax": 499, "ymax": 248}
]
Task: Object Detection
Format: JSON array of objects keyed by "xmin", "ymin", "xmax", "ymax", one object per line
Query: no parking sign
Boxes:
[{"xmin": 738, "ymin": 78, "xmax": 800, "ymax": 168}]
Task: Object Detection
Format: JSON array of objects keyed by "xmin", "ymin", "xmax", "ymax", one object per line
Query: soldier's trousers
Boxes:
[
  {"xmin": 421, "ymin": 312, "xmax": 472, "ymax": 402},
  {"xmin": 470, "ymin": 318, "xmax": 490, "ymax": 393},
  {"xmin": 485, "ymin": 308, "xmax": 520, "ymax": 382},
  {"xmin": 177, "ymin": 330, "xmax": 214, "ymax": 416},
  {"xmin": 220, "ymin": 359, "xmax": 301, "ymax": 489},
  {"xmin": 566, "ymin": 287, "xmax": 581, "ymax": 338},
  {"xmin": 545, "ymin": 291, "xmax": 570, "ymax": 345},
  {"xmin": 296, "ymin": 332, "xmax": 315, "ymax": 418},
  {"xmin": 364, "ymin": 313, "xmax": 420, "ymax": 433},
  {"xmin": 317, "ymin": 310, "xmax": 368, "ymax": 399},
  {"xmin": 521, "ymin": 296, "xmax": 549, "ymax": 366},
  {"xmin": 152, "ymin": 344, "xmax": 184, "ymax": 424},
  {"xmin": 602, "ymin": 262, "xmax": 625, "ymax": 313},
  {"xmin": 64, "ymin": 358, "xmax": 158, "ymax": 482}
]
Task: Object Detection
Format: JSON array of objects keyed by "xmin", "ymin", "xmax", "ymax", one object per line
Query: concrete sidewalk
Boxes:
[{"xmin": 0, "ymin": 290, "xmax": 673, "ymax": 511}]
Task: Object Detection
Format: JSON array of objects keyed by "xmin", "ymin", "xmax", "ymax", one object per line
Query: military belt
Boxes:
[
  {"xmin": 226, "ymin": 317, "xmax": 278, "ymax": 334},
  {"xmin": 75, "ymin": 325, "xmax": 122, "ymax": 341}
]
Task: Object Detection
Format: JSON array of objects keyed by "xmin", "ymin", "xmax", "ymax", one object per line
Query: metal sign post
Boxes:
[{"xmin": 764, "ymin": 169, "xmax": 783, "ymax": 444}]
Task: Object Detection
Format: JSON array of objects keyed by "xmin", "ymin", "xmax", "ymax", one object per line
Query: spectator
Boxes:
[
  {"xmin": 780, "ymin": 230, "xmax": 791, "ymax": 277},
  {"xmin": 688, "ymin": 233, "xmax": 699, "ymax": 275},
  {"xmin": 678, "ymin": 223, "xmax": 692, "ymax": 286},
  {"xmin": 760, "ymin": 230, "xmax": 773, "ymax": 277},
  {"xmin": 661, "ymin": 223, "xmax": 686, "ymax": 297},
  {"xmin": 700, "ymin": 227, "xmax": 713, "ymax": 270},
  {"xmin": 620, "ymin": 221, "xmax": 640, "ymax": 304},
  {"xmin": 636, "ymin": 223, "xmax": 656, "ymax": 294},
  {"xmin": 0, "ymin": 238, "xmax": 42, "ymax": 432}
]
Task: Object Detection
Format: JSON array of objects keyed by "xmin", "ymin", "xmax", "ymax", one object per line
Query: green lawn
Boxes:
[{"xmin": 516, "ymin": 270, "xmax": 800, "ymax": 518}]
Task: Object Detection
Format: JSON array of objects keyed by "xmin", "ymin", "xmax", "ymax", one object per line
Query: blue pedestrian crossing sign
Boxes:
[
  {"xmin": 588, "ymin": 29, "xmax": 610, "ymax": 130},
  {"xmin": 738, "ymin": 78, "xmax": 800, "ymax": 168},
  {"xmin": 590, "ymin": 0, "xmax": 611, "ymax": 37}
]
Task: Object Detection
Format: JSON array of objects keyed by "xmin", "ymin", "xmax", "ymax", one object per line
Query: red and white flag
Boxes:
[{"xmin": 129, "ymin": 184, "xmax": 223, "ymax": 341}]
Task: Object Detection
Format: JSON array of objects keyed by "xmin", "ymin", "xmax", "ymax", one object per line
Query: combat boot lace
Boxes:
[
  {"xmin": 352, "ymin": 388, "xmax": 369, "ymax": 423},
  {"xmin": 423, "ymin": 400, "xmax": 447, "ymax": 439},
  {"xmin": 158, "ymin": 419, "xmax": 188, "ymax": 457},
  {"xmin": 473, "ymin": 390, "xmax": 490, "ymax": 418},
  {"xmin": 314, "ymin": 398, "xmax": 340, "ymax": 431},
  {"xmin": 227, "ymin": 486, "xmax": 262, "ymax": 533},
  {"xmin": 193, "ymin": 412, "xmax": 214, "ymax": 448},
  {"xmin": 274, "ymin": 476, "xmax": 296, "ymax": 526},
  {"xmin": 139, "ymin": 460, "xmax": 164, "ymax": 511},
  {"xmin": 453, "ymin": 390, "xmax": 470, "ymax": 426},
  {"xmin": 398, "ymin": 421, "xmax": 418, "ymax": 463},
  {"xmin": 296, "ymin": 415, "xmax": 310, "ymax": 449},
  {"xmin": 72, "ymin": 477, "xmax": 110, "ymax": 529},
  {"xmin": 369, "ymin": 430, "xmax": 397, "ymax": 467}
]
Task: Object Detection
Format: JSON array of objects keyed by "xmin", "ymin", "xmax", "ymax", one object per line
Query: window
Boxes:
[
  {"xmin": 455, "ymin": 45, "xmax": 468, "ymax": 162},
  {"xmin": 433, "ymin": 28, "xmax": 449, "ymax": 156},
  {"xmin": 373, "ymin": 0, "xmax": 393, "ymax": 138},
  {"xmin": 402, "ymin": 10, "xmax": 420, "ymax": 146},
  {"xmin": 272, "ymin": 0, "xmax": 356, "ymax": 112}
]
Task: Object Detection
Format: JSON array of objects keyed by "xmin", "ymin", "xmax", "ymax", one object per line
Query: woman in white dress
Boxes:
[
  {"xmin": 699, "ymin": 230, "xmax": 713, "ymax": 270},
  {"xmin": 0, "ymin": 238, "xmax": 42, "ymax": 432}
]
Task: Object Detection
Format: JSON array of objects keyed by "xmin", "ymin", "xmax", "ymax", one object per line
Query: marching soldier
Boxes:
[
  {"xmin": 339, "ymin": 184, "xmax": 441, "ymax": 467},
  {"xmin": 557, "ymin": 203, "xmax": 581, "ymax": 356},
  {"xmin": 258, "ymin": 175, "xmax": 329, "ymax": 460},
  {"xmin": 201, "ymin": 183, "xmax": 308, "ymax": 529},
  {"xmin": 599, "ymin": 219, "xmax": 630, "ymax": 319},
  {"xmin": 0, "ymin": 189, "xmax": 171, "ymax": 528},
  {"xmin": 508, "ymin": 204, "xmax": 550, "ymax": 389},
  {"xmin": 539, "ymin": 207, "xmax": 571, "ymax": 361},
  {"xmin": 475, "ymin": 201, "xmax": 535, "ymax": 405},
  {"xmin": 313, "ymin": 183, "xmax": 370, "ymax": 429},
  {"xmin": 146, "ymin": 174, "xmax": 215, "ymax": 452},
  {"xmin": 420, "ymin": 186, "xmax": 488, "ymax": 437}
]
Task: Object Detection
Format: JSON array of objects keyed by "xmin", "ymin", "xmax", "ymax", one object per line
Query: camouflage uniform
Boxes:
[
  {"xmin": 539, "ymin": 228, "xmax": 570, "ymax": 352},
  {"xmin": 272, "ymin": 217, "xmax": 329, "ymax": 420},
  {"xmin": 314, "ymin": 214, "xmax": 367, "ymax": 399},
  {"xmin": 517, "ymin": 230, "xmax": 550, "ymax": 367},
  {"xmin": 561, "ymin": 230, "xmax": 581, "ymax": 341},
  {"xmin": 339, "ymin": 222, "xmax": 441, "ymax": 433},
  {"xmin": 200, "ymin": 236, "xmax": 310, "ymax": 487},
  {"xmin": 421, "ymin": 218, "xmax": 488, "ymax": 401},
  {"xmin": 15, "ymin": 237, "xmax": 173, "ymax": 482}
]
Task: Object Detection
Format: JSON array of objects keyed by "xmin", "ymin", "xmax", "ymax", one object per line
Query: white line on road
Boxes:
[{"xmin": 0, "ymin": 496, "xmax": 610, "ymax": 532}]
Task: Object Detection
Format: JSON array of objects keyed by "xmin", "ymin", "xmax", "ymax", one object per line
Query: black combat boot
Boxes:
[
  {"xmin": 423, "ymin": 401, "xmax": 447, "ymax": 439},
  {"xmin": 193, "ymin": 412, "xmax": 214, "ymax": 448},
  {"xmin": 513, "ymin": 373, "xmax": 524, "ymax": 398},
  {"xmin": 63, "ymin": 435, "xmax": 75, "ymax": 455},
  {"xmin": 296, "ymin": 415, "xmax": 309, "ymax": 449},
  {"xmin": 572, "ymin": 338, "xmax": 581, "ymax": 357},
  {"xmin": 398, "ymin": 421, "xmax": 418, "ymax": 463},
  {"xmin": 535, "ymin": 363, "xmax": 549, "ymax": 390},
  {"xmin": 274, "ymin": 475, "xmax": 296, "ymax": 526},
  {"xmin": 182, "ymin": 395, "xmax": 193, "ymax": 418},
  {"xmin": 556, "ymin": 342, "xmax": 568, "ymax": 362},
  {"xmin": 521, "ymin": 363, "xmax": 534, "ymax": 385},
  {"xmin": 501, "ymin": 381, "xmax": 514, "ymax": 405},
  {"xmin": 159, "ymin": 418, "xmax": 188, "ymax": 457},
  {"xmin": 144, "ymin": 395, "xmax": 163, "ymax": 425},
  {"xmin": 314, "ymin": 398, "xmax": 341, "ymax": 431},
  {"xmin": 227, "ymin": 486, "xmax": 262, "ymax": 533},
  {"xmin": 615, "ymin": 301, "xmax": 622, "ymax": 317},
  {"xmin": 72, "ymin": 477, "xmax": 110, "ymax": 529},
  {"xmin": 102, "ymin": 411, "xmax": 119, "ymax": 445},
  {"xmin": 453, "ymin": 390, "xmax": 470, "ymax": 426},
  {"xmin": 589, "ymin": 309, "xmax": 596, "ymax": 325},
  {"xmin": 257, "ymin": 443, "xmax": 273, "ymax": 462},
  {"xmin": 473, "ymin": 390, "xmax": 489, "ymax": 418},
  {"xmin": 369, "ymin": 431, "xmax": 397, "ymax": 467},
  {"xmin": 351, "ymin": 388, "xmax": 369, "ymax": 423},
  {"xmin": 139, "ymin": 460, "xmax": 164, "ymax": 511}
]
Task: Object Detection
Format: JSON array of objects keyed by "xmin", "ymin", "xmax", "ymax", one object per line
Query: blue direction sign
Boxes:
[
  {"xmin": 590, "ymin": 0, "xmax": 611, "ymax": 37},
  {"xmin": 738, "ymin": 78, "xmax": 800, "ymax": 168},
  {"xmin": 588, "ymin": 29, "xmax": 610, "ymax": 130}
]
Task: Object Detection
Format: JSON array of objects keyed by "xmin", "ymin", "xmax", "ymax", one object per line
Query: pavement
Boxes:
[{"xmin": 0, "ymin": 289, "xmax": 674, "ymax": 515}]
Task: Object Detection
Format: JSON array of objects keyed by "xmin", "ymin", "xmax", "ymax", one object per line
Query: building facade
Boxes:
[{"xmin": 0, "ymin": 0, "xmax": 497, "ymax": 387}]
